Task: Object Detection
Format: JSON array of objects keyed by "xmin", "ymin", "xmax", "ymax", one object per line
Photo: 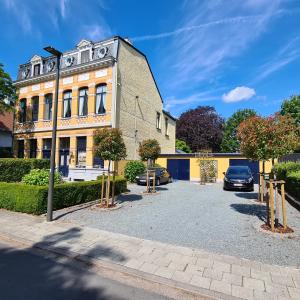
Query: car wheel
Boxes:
[{"xmin": 156, "ymin": 178, "xmax": 160, "ymax": 186}]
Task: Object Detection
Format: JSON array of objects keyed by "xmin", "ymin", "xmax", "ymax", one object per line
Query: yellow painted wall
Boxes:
[{"xmin": 157, "ymin": 156, "xmax": 274, "ymax": 182}]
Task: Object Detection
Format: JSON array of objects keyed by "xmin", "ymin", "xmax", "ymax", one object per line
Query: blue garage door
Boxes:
[
  {"xmin": 167, "ymin": 159, "xmax": 190, "ymax": 180},
  {"xmin": 229, "ymin": 159, "xmax": 259, "ymax": 183}
]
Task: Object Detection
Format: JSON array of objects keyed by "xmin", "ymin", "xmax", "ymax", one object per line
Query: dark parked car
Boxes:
[
  {"xmin": 136, "ymin": 168, "xmax": 172, "ymax": 186},
  {"xmin": 223, "ymin": 166, "xmax": 254, "ymax": 191}
]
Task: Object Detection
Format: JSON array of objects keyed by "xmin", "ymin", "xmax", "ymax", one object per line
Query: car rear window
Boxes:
[{"xmin": 227, "ymin": 168, "xmax": 250, "ymax": 176}]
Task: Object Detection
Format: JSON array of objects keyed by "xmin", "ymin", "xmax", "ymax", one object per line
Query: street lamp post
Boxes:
[{"xmin": 44, "ymin": 46, "xmax": 62, "ymax": 222}]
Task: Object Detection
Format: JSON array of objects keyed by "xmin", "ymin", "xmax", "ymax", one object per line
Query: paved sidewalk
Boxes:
[{"xmin": 0, "ymin": 210, "xmax": 300, "ymax": 300}]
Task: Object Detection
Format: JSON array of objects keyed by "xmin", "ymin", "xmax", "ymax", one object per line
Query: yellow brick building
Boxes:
[{"xmin": 14, "ymin": 37, "xmax": 176, "ymax": 180}]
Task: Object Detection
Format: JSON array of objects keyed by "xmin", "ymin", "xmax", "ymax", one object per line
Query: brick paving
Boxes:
[{"xmin": 0, "ymin": 210, "xmax": 300, "ymax": 299}]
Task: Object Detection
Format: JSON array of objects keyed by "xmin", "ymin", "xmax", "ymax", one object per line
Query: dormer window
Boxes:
[
  {"xmin": 33, "ymin": 64, "xmax": 40, "ymax": 76},
  {"xmin": 81, "ymin": 50, "xmax": 90, "ymax": 63}
]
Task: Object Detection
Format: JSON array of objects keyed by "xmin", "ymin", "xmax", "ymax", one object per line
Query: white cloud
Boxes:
[
  {"xmin": 60, "ymin": 0, "xmax": 69, "ymax": 18},
  {"xmin": 222, "ymin": 86, "xmax": 256, "ymax": 103},
  {"xmin": 81, "ymin": 24, "xmax": 111, "ymax": 41}
]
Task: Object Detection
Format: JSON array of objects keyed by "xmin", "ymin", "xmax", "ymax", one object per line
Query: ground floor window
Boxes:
[
  {"xmin": 77, "ymin": 137, "xmax": 86, "ymax": 167},
  {"xmin": 93, "ymin": 156, "xmax": 104, "ymax": 168},
  {"xmin": 42, "ymin": 138, "xmax": 52, "ymax": 159},
  {"xmin": 29, "ymin": 139, "xmax": 37, "ymax": 158},
  {"xmin": 17, "ymin": 140, "xmax": 24, "ymax": 158}
]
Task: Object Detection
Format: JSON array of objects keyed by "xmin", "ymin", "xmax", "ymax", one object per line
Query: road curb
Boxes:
[{"xmin": 0, "ymin": 231, "xmax": 239, "ymax": 300}]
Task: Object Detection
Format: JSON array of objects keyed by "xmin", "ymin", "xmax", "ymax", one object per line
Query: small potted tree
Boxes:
[
  {"xmin": 138, "ymin": 139, "xmax": 161, "ymax": 193},
  {"xmin": 94, "ymin": 128, "xmax": 127, "ymax": 207}
]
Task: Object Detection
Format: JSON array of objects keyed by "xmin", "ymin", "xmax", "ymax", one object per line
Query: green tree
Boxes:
[
  {"xmin": 281, "ymin": 95, "xmax": 300, "ymax": 125},
  {"xmin": 94, "ymin": 128, "xmax": 127, "ymax": 206},
  {"xmin": 138, "ymin": 139, "xmax": 161, "ymax": 166},
  {"xmin": 237, "ymin": 114, "xmax": 299, "ymax": 169},
  {"xmin": 175, "ymin": 139, "xmax": 192, "ymax": 153},
  {"xmin": 0, "ymin": 63, "xmax": 16, "ymax": 114},
  {"xmin": 220, "ymin": 109, "xmax": 256, "ymax": 153}
]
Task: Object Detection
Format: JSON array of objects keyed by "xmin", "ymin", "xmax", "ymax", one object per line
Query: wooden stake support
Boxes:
[
  {"xmin": 100, "ymin": 173, "xmax": 105, "ymax": 206},
  {"xmin": 266, "ymin": 180, "xmax": 287, "ymax": 232},
  {"xmin": 106, "ymin": 171, "xmax": 111, "ymax": 207},
  {"xmin": 281, "ymin": 183, "xmax": 287, "ymax": 229},
  {"xmin": 145, "ymin": 170, "xmax": 156, "ymax": 194},
  {"xmin": 269, "ymin": 181, "xmax": 275, "ymax": 232}
]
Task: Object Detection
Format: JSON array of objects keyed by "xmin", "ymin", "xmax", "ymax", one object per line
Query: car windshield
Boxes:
[{"xmin": 227, "ymin": 167, "xmax": 250, "ymax": 176}]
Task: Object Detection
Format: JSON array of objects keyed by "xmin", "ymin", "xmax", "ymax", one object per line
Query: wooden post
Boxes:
[
  {"xmin": 106, "ymin": 171, "xmax": 110, "ymax": 207},
  {"xmin": 281, "ymin": 183, "xmax": 287, "ymax": 229},
  {"xmin": 260, "ymin": 174, "xmax": 264, "ymax": 202},
  {"xmin": 266, "ymin": 181, "xmax": 270, "ymax": 226},
  {"xmin": 269, "ymin": 181, "xmax": 275, "ymax": 232},
  {"xmin": 100, "ymin": 173, "xmax": 105, "ymax": 206},
  {"xmin": 111, "ymin": 170, "xmax": 116, "ymax": 206},
  {"xmin": 146, "ymin": 170, "xmax": 149, "ymax": 193}
]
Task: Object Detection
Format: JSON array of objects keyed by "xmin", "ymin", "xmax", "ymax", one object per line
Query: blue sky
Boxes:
[{"xmin": 1, "ymin": 0, "xmax": 300, "ymax": 119}]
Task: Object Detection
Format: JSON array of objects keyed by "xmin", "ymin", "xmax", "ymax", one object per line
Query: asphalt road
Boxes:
[{"xmin": 0, "ymin": 240, "xmax": 171, "ymax": 300}]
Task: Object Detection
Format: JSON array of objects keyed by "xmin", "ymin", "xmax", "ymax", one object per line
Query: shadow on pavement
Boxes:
[
  {"xmin": 234, "ymin": 192, "xmax": 259, "ymax": 200},
  {"xmin": 0, "ymin": 227, "xmax": 129, "ymax": 300},
  {"xmin": 230, "ymin": 203, "xmax": 267, "ymax": 222},
  {"xmin": 117, "ymin": 193, "xmax": 143, "ymax": 203},
  {"xmin": 54, "ymin": 202, "xmax": 96, "ymax": 220}
]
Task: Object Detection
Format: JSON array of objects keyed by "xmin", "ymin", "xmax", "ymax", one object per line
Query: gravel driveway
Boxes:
[{"xmin": 54, "ymin": 181, "xmax": 300, "ymax": 267}]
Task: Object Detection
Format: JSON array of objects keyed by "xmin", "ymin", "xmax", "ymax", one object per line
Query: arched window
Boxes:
[
  {"xmin": 78, "ymin": 87, "xmax": 88, "ymax": 116},
  {"xmin": 44, "ymin": 93, "xmax": 53, "ymax": 120},
  {"xmin": 63, "ymin": 90, "xmax": 72, "ymax": 118},
  {"xmin": 95, "ymin": 84, "xmax": 106, "ymax": 115},
  {"xmin": 19, "ymin": 99, "xmax": 27, "ymax": 123},
  {"xmin": 32, "ymin": 96, "xmax": 39, "ymax": 121}
]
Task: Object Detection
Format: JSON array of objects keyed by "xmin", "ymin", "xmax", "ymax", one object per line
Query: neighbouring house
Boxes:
[
  {"xmin": 13, "ymin": 36, "xmax": 176, "ymax": 180},
  {"xmin": 0, "ymin": 111, "xmax": 14, "ymax": 157}
]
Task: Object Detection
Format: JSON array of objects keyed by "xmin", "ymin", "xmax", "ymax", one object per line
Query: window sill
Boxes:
[
  {"xmin": 61, "ymin": 117, "xmax": 71, "ymax": 120},
  {"xmin": 94, "ymin": 113, "xmax": 106, "ymax": 116},
  {"xmin": 77, "ymin": 115, "xmax": 88, "ymax": 118}
]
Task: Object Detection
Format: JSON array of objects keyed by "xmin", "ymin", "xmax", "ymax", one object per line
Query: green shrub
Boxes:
[
  {"xmin": 286, "ymin": 171, "xmax": 300, "ymax": 199},
  {"xmin": 0, "ymin": 158, "xmax": 50, "ymax": 182},
  {"xmin": 273, "ymin": 162, "xmax": 300, "ymax": 180},
  {"xmin": 273, "ymin": 162, "xmax": 300, "ymax": 199},
  {"xmin": 124, "ymin": 161, "xmax": 146, "ymax": 182},
  {"xmin": 22, "ymin": 169, "xmax": 62, "ymax": 186},
  {"xmin": 0, "ymin": 176, "xmax": 127, "ymax": 215}
]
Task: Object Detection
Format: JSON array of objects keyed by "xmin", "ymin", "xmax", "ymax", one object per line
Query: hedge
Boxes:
[
  {"xmin": 286, "ymin": 171, "xmax": 300, "ymax": 199},
  {"xmin": 273, "ymin": 162, "xmax": 300, "ymax": 180},
  {"xmin": 273, "ymin": 162, "xmax": 300, "ymax": 199},
  {"xmin": 0, "ymin": 158, "xmax": 50, "ymax": 182},
  {"xmin": 0, "ymin": 176, "xmax": 127, "ymax": 215}
]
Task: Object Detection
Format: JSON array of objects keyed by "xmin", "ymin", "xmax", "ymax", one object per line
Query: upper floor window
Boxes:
[
  {"xmin": 44, "ymin": 94, "xmax": 53, "ymax": 120},
  {"xmin": 33, "ymin": 64, "xmax": 40, "ymax": 76},
  {"xmin": 63, "ymin": 90, "xmax": 72, "ymax": 118},
  {"xmin": 165, "ymin": 117, "xmax": 169, "ymax": 136},
  {"xmin": 32, "ymin": 96, "xmax": 39, "ymax": 122},
  {"xmin": 19, "ymin": 99, "xmax": 27, "ymax": 123},
  {"xmin": 78, "ymin": 88, "xmax": 88, "ymax": 116},
  {"xmin": 81, "ymin": 50, "xmax": 90, "ymax": 64},
  {"xmin": 156, "ymin": 112, "xmax": 161, "ymax": 130},
  {"xmin": 95, "ymin": 84, "xmax": 106, "ymax": 115}
]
